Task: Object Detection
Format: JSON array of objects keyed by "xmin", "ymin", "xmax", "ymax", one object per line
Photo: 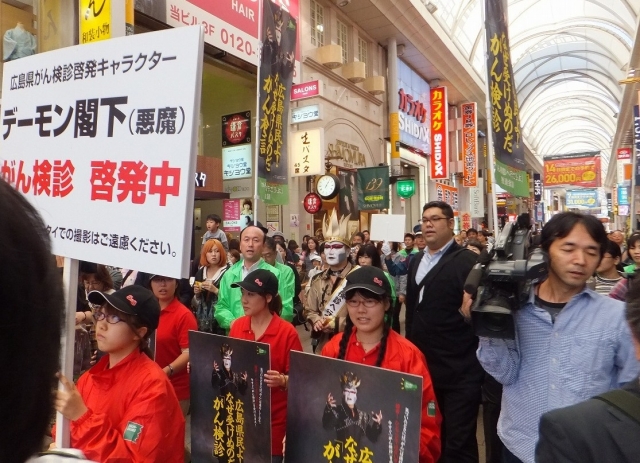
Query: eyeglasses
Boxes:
[
  {"xmin": 93, "ymin": 311, "xmax": 123, "ymax": 324},
  {"xmin": 421, "ymin": 216, "xmax": 450, "ymax": 225},
  {"xmin": 346, "ymin": 298, "xmax": 379, "ymax": 308},
  {"xmin": 325, "ymin": 243, "xmax": 345, "ymax": 250},
  {"xmin": 83, "ymin": 280, "xmax": 102, "ymax": 288}
]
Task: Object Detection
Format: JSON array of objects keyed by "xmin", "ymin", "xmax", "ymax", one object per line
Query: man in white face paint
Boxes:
[{"xmin": 304, "ymin": 210, "xmax": 354, "ymax": 353}]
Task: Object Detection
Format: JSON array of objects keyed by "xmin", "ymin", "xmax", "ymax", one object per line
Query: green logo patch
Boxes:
[
  {"xmin": 123, "ymin": 421, "xmax": 144, "ymax": 443},
  {"xmin": 401, "ymin": 378, "xmax": 418, "ymax": 391},
  {"xmin": 427, "ymin": 401, "xmax": 437, "ymax": 417},
  {"xmin": 256, "ymin": 346, "xmax": 267, "ymax": 355}
]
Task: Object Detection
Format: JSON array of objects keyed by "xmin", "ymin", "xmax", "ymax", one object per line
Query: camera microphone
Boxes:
[{"xmin": 463, "ymin": 250, "xmax": 492, "ymax": 295}]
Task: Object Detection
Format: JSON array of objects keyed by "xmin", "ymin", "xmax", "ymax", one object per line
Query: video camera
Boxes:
[{"xmin": 464, "ymin": 214, "xmax": 547, "ymax": 339}]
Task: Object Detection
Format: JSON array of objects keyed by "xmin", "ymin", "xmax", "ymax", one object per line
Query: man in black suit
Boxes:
[
  {"xmin": 387, "ymin": 201, "xmax": 482, "ymax": 462},
  {"xmin": 535, "ymin": 275, "xmax": 640, "ymax": 463}
]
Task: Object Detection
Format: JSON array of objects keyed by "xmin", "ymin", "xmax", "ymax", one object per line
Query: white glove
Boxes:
[{"xmin": 381, "ymin": 241, "xmax": 392, "ymax": 257}]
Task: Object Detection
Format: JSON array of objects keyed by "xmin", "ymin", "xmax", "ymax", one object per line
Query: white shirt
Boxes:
[
  {"xmin": 241, "ymin": 258, "xmax": 263, "ymax": 279},
  {"xmin": 416, "ymin": 238, "xmax": 454, "ymax": 303}
]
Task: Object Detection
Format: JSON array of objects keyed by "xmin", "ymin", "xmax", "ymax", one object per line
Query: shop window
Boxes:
[
  {"xmin": 337, "ymin": 20, "xmax": 348, "ymax": 64},
  {"xmin": 357, "ymin": 36, "xmax": 368, "ymax": 77},
  {"xmin": 310, "ymin": 0, "xmax": 324, "ymax": 47}
]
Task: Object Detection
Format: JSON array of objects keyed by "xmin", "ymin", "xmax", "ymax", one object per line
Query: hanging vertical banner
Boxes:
[
  {"xmin": 462, "ymin": 102, "xmax": 478, "ymax": 187},
  {"xmin": 290, "ymin": 128, "xmax": 324, "ymax": 176},
  {"xmin": 357, "ymin": 166, "xmax": 390, "ymax": 210},
  {"xmin": 485, "ymin": 0, "xmax": 525, "ymax": 171},
  {"xmin": 430, "ymin": 86, "xmax": 448, "ymax": 179},
  {"xmin": 257, "ymin": 1, "xmax": 297, "ymax": 205},
  {"xmin": 435, "ymin": 183, "xmax": 459, "ymax": 211},
  {"xmin": 189, "ymin": 332, "xmax": 272, "ymax": 463},
  {"xmin": 79, "ymin": 0, "xmax": 112, "ymax": 43},
  {"xmin": 469, "ymin": 185, "xmax": 485, "ymax": 217},
  {"xmin": 634, "ymin": 106, "xmax": 640, "ymax": 185},
  {"xmin": 533, "ymin": 173, "xmax": 542, "ymax": 201}
]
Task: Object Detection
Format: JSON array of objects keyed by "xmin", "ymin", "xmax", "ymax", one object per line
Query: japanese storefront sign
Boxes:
[
  {"xmin": 485, "ymin": 0, "xmax": 525, "ymax": 171},
  {"xmin": 617, "ymin": 187, "xmax": 630, "ymax": 206},
  {"xmin": 533, "ymin": 173, "xmax": 542, "ymax": 201},
  {"xmin": 257, "ymin": 0, "xmax": 297, "ymax": 204},
  {"xmin": 535, "ymin": 202, "xmax": 544, "ymax": 222},
  {"xmin": 397, "ymin": 59, "xmax": 430, "ymax": 154},
  {"xmin": 435, "ymin": 183, "xmax": 459, "ymax": 211},
  {"xmin": 165, "ymin": 0, "xmax": 301, "ymax": 76},
  {"xmin": 461, "ymin": 212, "xmax": 472, "ymax": 231},
  {"xmin": 430, "ymin": 86, "xmax": 448, "ymax": 179},
  {"xmin": 469, "ymin": 184, "xmax": 485, "ymax": 217},
  {"xmin": 327, "ymin": 140, "xmax": 367, "ymax": 167},
  {"xmin": 617, "ymin": 147, "xmax": 631, "ymax": 160},
  {"xmin": 566, "ymin": 189, "xmax": 599, "ymax": 208},
  {"xmin": 79, "ymin": 0, "xmax": 112, "ymax": 44},
  {"xmin": 0, "ymin": 26, "xmax": 204, "ymax": 277},
  {"xmin": 543, "ymin": 152, "xmax": 601, "ymax": 188},
  {"xmin": 291, "ymin": 104, "xmax": 321, "ymax": 124},
  {"xmin": 222, "ymin": 111, "xmax": 251, "ymax": 146},
  {"xmin": 495, "ymin": 160, "xmax": 529, "ymax": 197},
  {"xmin": 223, "ymin": 145, "xmax": 252, "ymax": 180},
  {"xmin": 286, "ymin": 351, "xmax": 423, "ymax": 463},
  {"xmin": 223, "ymin": 178, "xmax": 253, "ymax": 199},
  {"xmin": 189, "ymin": 332, "xmax": 271, "ymax": 463},
  {"xmin": 462, "ymin": 102, "xmax": 478, "ymax": 187},
  {"xmin": 291, "ymin": 80, "xmax": 321, "ymax": 100},
  {"xmin": 357, "ymin": 166, "xmax": 390, "ymax": 211},
  {"xmin": 303, "ymin": 192, "xmax": 322, "ymax": 214},
  {"xmin": 291, "ymin": 128, "xmax": 324, "ymax": 177},
  {"xmin": 634, "ymin": 106, "xmax": 640, "ymax": 185}
]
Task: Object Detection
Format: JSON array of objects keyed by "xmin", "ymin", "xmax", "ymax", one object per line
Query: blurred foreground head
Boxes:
[{"xmin": 0, "ymin": 178, "xmax": 63, "ymax": 463}]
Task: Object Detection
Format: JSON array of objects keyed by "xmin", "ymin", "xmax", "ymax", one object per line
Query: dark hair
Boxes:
[
  {"xmin": 101, "ymin": 304, "xmax": 154, "ymax": 358},
  {"xmin": 627, "ymin": 232, "xmax": 640, "ymax": 251},
  {"xmin": 239, "ymin": 224, "xmax": 266, "ymax": 242},
  {"xmin": 288, "ymin": 240, "xmax": 299, "ymax": 252},
  {"xmin": 625, "ymin": 271, "xmax": 640, "ymax": 342},
  {"xmin": 0, "ymin": 179, "xmax": 64, "ymax": 463},
  {"xmin": 318, "ymin": 241, "xmax": 326, "ymax": 254},
  {"xmin": 307, "ymin": 237, "xmax": 319, "ymax": 250},
  {"xmin": 206, "ymin": 214, "xmax": 221, "ymax": 224},
  {"xmin": 467, "ymin": 228, "xmax": 478, "ymax": 235},
  {"xmin": 228, "ymin": 249, "xmax": 241, "ymax": 263},
  {"xmin": 604, "ymin": 240, "xmax": 622, "ymax": 260},
  {"xmin": 337, "ymin": 289, "xmax": 391, "ymax": 367},
  {"xmin": 356, "ymin": 244, "xmax": 382, "ymax": 268},
  {"xmin": 268, "ymin": 294, "xmax": 283, "ymax": 315},
  {"xmin": 243, "ymin": 199, "xmax": 253, "ymax": 209},
  {"xmin": 362, "ymin": 230, "xmax": 369, "ymax": 234},
  {"xmin": 264, "ymin": 236, "xmax": 276, "ymax": 252},
  {"xmin": 353, "ymin": 232, "xmax": 365, "ymax": 241},
  {"xmin": 466, "ymin": 239, "xmax": 485, "ymax": 253},
  {"xmin": 245, "ymin": 216, "xmax": 251, "ymax": 224},
  {"xmin": 423, "ymin": 200, "xmax": 454, "ymax": 219},
  {"xmin": 404, "ymin": 233, "xmax": 414, "ymax": 240},
  {"xmin": 80, "ymin": 264, "xmax": 115, "ymax": 291},
  {"xmin": 540, "ymin": 212, "xmax": 608, "ymax": 258},
  {"xmin": 229, "ymin": 238, "xmax": 240, "ymax": 251}
]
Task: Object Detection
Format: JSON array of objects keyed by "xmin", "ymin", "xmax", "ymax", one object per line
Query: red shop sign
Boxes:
[{"xmin": 303, "ymin": 192, "xmax": 322, "ymax": 214}]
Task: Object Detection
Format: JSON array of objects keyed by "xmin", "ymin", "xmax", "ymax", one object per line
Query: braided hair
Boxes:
[{"xmin": 337, "ymin": 289, "xmax": 392, "ymax": 367}]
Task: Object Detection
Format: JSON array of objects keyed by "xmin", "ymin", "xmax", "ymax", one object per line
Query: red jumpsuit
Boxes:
[
  {"xmin": 322, "ymin": 329, "xmax": 442, "ymax": 463},
  {"xmin": 53, "ymin": 349, "xmax": 184, "ymax": 462}
]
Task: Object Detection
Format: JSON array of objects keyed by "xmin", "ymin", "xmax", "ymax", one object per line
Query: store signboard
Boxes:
[
  {"xmin": 0, "ymin": 26, "xmax": 203, "ymax": 278},
  {"xmin": 165, "ymin": 0, "xmax": 300, "ymax": 75},
  {"xmin": 617, "ymin": 147, "xmax": 631, "ymax": 160},
  {"xmin": 290, "ymin": 128, "xmax": 324, "ymax": 176},
  {"xmin": 291, "ymin": 80, "xmax": 321, "ymax": 100},
  {"xmin": 461, "ymin": 102, "xmax": 478, "ymax": 187},
  {"xmin": 291, "ymin": 104, "xmax": 321, "ymax": 124},
  {"xmin": 469, "ymin": 185, "xmax": 484, "ymax": 217},
  {"xmin": 222, "ymin": 145, "xmax": 252, "ymax": 180},
  {"xmin": 566, "ymin": 189, "xmax": 599, "ymax": 208},
  {"xmin": 543, "ymin": 152, "xmax": 601, "ymax": 188},
  {"xmin": 533, "ymin": 173, "xmax": 542, "ymax": 201},
  {"xmin": 430, "ymin": 86, "xmax": 448, "ymax": 179},
  {"xmin": 397, "ymin": 59, "xmax": 430, "ymax": 154},
  {"xmin": 436, "ymin": 183, "xmax": 459, "ymax": 211}
]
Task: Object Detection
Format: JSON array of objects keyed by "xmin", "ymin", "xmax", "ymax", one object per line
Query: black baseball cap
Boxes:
[
  {"xmin": 344, "ymin": 266, "xmax": 391, "ymax": 296},
  {"xmin": 231, "ymin": 269, "xmax": 278, "ymax": 296},
  {"xmin": 88, "ymin": 286, "xmax": 161, "ymax": 330}
]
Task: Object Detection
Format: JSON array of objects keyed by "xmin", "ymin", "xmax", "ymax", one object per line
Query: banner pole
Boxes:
[
  {"xmin": 482, "ymin": 0, "xmax": 500, "ymax": 233},
  {"xmin": 253, "ymin": 0, "xmax": 264, "ymax": 221}
]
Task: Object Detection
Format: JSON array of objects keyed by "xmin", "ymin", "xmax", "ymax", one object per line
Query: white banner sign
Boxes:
[
  {"xmin": 291, "ymin": 104, "xmax": 321, "ymax": 124},
  {"xmin": 370, "ymin": 214, "xmax": 406, "ymax": 242},
  {"xmin": 290, "ymin": 128, "xmax": 324, "ymax": 177},
  {"xmin": 222, "ymin": 144, "xmax": 252, "ymax": 180},
  {"xmin": 469, "ymin": 185, "xmax": 485, "ymax": 218},
  {"xmin": 0, "ymin": 26, "xmax": 204, "ymax": 277}
]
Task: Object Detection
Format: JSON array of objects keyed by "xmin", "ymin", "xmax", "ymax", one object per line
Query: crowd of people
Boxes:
[{"xmin": 3, "ymin": 177, "xmax": 640, "ymax": 463}]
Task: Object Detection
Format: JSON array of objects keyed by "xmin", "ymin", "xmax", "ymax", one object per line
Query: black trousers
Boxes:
[
  {"xmin": 392, "ymin": 299, "xmax": 403, "ymax": 334},
  {"xmin": 502, "ymin": 446, "xmax": 523, "ymax": 463},
  {"xmin": 435, "ymin": 384, "xmax": 482, "ymax": 463},
  {"xmin": 482, "ymin": 374, "xmax": 504, "ymax": 463}
]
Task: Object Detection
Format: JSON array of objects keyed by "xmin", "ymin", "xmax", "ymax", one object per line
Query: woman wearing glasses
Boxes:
[
  {"xmin": 321, "ymin": 266, "xmax": 442, "ymax": 463},
  {"xmin": 53, "ymin": 286, "xmax": 185, "ymax": 462}
]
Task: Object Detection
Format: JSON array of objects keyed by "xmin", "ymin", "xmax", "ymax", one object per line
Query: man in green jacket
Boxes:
[
  {"xmin": 214, "ymin": 225, "xmax": 292, "ymax": 330},
  {"xmin": 262, "ymin": 237, "xmax": 295, "ymax": 320}
]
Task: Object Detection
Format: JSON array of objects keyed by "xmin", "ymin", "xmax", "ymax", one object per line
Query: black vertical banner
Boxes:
[
  {"xmin": 634, "ymin": 105, "xmax": 640, "ymax": 185},
  {"xmin": 257, "ymin": 1, "xmax": 297, "ymax": 204},
  {"xmin": 533, "ymin": 173, "xmax": 542, "ymax": 201},
  {"xmin": 485, "ymin": 0, "xmax": 525, "ymax": 170}
]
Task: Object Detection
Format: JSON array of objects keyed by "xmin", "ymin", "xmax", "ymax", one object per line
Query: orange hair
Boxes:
[{"xmin": 200, "ymin": 239, "xmax": 227, "ymax": 268}]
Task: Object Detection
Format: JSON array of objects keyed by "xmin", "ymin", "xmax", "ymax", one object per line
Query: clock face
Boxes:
[{"xmin": 317, "ymin": 175, "xmax": 338, "ymax": 199}]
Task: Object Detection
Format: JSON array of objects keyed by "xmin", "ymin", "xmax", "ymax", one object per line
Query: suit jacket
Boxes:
[
  {"xmin": 405, "ymin": 241, "xmax": 483, "ymax": 387},
  {"xmin": 535, "ymin": 378, "xmax": 640, "ymax": 463}
]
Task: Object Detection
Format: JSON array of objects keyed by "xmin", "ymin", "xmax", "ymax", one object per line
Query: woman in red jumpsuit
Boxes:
[
  {"xmin": 53, "ymin": 285, "xmax": 184, "ymax": 463},
  {"xmin": 229, "ymin": 269, "xmax": 303, "ymax": 463},
  {"xmin": 321, "ymin": 265, "xmax": 442, "ymax": 463}
]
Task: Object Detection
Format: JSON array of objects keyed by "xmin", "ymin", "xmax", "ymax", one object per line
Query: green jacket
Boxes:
[
  {"xmin": 385, "ymin": 271, "xmax": 397, "ymax": 306},
  {"xmin": 274, "ymin": 261, "xmax": 295, "ymax": 322},
  {"xmin": 214, "ymin": 259, "xmax": 293, "ymax": 330},
  {"xmin": 399, "ymin": 247, "xmax": 418, "ymax": 258}
]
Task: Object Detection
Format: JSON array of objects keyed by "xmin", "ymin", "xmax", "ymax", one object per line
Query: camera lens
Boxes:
[{"xmin": 482, "ymin": 313, "xmax": 509, "ymax": 332}]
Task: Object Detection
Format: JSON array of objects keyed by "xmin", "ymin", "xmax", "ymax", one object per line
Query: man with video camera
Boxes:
[{"xmin": 462, "ymin": 212, "xmax": 640, "ymax": 463}]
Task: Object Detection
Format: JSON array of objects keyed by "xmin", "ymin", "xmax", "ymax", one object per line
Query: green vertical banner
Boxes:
[
  {"xmin": 257, "ymin": 1, "xmax": 297, "ymax": 204},
  {"xmin": 357, "ymin": 166, "xmax": 390, "ymax": 210}
]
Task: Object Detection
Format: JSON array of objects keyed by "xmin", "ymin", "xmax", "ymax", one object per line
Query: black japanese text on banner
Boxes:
[{"xmin": 0, "ymin": 26, "xmax": 204, "ymax": 278}]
